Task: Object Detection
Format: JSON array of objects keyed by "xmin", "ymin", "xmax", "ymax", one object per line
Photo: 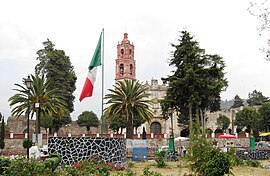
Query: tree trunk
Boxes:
[
  {"xmin": 126, "ymin": 115, "xmax": 133, "ymax": 139},
  {"xmin": 37, "ymin": 110, "xmax": 41, "ymax": 134},
  {"xmin": 189, "ymin": 104, "xmax": 193, "ymax": 137}
]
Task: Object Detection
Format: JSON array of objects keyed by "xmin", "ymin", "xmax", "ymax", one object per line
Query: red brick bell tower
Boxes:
[{"xmin": 115, "ymin": 33, "xmax": 136, "ymax": 81}]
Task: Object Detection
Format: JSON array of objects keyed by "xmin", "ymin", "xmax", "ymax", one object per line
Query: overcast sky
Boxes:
[{"xmin": 0, "ymin": 0, "xmax": 269, "ymax": 120}]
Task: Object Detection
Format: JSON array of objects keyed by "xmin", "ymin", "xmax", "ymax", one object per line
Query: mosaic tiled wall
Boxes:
[
  {"xmin": 237, "ymin": 149, "xmax": 270, "ymax": 160},
  {"xmin": 48, "ymin": 137, "xmax": 126, "ymax": 165}
]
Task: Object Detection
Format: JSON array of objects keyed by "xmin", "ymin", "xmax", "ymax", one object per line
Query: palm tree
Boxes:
[
  {"xmin": 104, "ymin": 79, "xmax": 154, "ymax": 139},
  {"xmin": 8, "ymin": 74, "xmax": 68, "ymax": 134}
]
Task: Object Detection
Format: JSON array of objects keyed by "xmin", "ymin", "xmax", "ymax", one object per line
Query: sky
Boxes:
[{"xmin": 0, "ymin": 0, "xmax": 269, "ymax": 121}]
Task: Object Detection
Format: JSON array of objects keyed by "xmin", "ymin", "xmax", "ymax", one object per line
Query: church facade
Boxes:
[{"xmin": 114, "ymin": 33, "xmax": 182, "ymax": 137}]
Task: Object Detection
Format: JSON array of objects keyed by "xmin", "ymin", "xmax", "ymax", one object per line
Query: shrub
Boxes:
[
  {"xmin": 245, "ymin": 160, "xmax": 261, "ymax": 167},
  {"xmin": 127, "ymin": 161, "xmax": 135, "ymax": 168},
  {"xmin": 229, "ymin": 155, "xmax": 244, "ymax": 166},
  {"xmin": 154, "ymin": 150, "xmax": 167, "ymax": 168},
  {"xmin": 2, "ymin": 157, "xmax": 54, "ymax": 176},
  {"xmin": 141, "ymin": 166, "xmax": 162, "ymax": 176},
  {"xmin": 0, "ymin": 157, "xmax": 10, "ymax": 174},
  {"xmin": 125, "ymin": 169, "xmax": 137, "ymax": 176},
  {"xmin": 227, "ymin": 147, "xmax": 236, "ymax": 156},
  {"xmin": 187, "ymin": 121, "xmax": 232, "ymax": 176},
  {"xmin": 43, "ymin": 154, "xmax": 61, "ymax": 172},
  {"xmin": 198, "ymin": 148, "xmax": 231, "ymax": 176}
]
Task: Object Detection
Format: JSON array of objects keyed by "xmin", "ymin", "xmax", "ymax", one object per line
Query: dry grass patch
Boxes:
[{"xmin": 120, "ymin": 160, "xmax": 270, "ymax": 176}]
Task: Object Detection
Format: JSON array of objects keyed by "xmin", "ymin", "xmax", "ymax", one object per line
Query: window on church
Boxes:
[
  {"xmin": 121, "ymin": 48, "xmax": 124, "ymax": 55},
  {"xmin": 120, "ymin": 64, "xmax": 124, "ymax": 75},
  {"xmin": 150, "ymin": 122, "xmax": 161, "ymax": 134},
  {"xmin": 130, "ymin": 64, "xmax": 133, "ymax": 75},
  {"xmin": 129, "ymin": 49, "xmax": 132, "ymax": 54}
]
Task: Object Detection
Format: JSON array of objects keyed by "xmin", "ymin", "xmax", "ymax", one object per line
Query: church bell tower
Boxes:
[{"xmin": 115, "ymin": 33, "xmax": 136, "ymax": 81}]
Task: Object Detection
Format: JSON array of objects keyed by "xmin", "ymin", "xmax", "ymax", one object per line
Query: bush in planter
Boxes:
[{"xmin": 22, "ymin": 139, "xmax": 33, "ymax": 149}]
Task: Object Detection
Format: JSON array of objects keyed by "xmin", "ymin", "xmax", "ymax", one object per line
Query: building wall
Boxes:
[{"xmin": 137, "ymin": 79, "xmax": 182, "ymax": 138}]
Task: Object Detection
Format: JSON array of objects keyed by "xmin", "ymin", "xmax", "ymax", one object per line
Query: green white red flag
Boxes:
[{"xmin": 79, "ymin": 32, "xmax": 102, "ymax": 102}]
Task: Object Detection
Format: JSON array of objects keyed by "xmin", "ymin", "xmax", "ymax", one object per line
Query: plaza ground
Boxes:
[{"xmin": 118, "ymin": 160, "xmax": 270, "ymax": 176}]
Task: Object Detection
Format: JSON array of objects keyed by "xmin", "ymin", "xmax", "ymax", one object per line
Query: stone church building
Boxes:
[{"xmin": 113, "ymin": 33, "xmax": 182, "ymax": 137}]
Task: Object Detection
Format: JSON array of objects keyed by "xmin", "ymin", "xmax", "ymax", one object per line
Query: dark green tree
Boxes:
[
  {"xmin": 51, "ymin": 113, "xmax": 72, "ymax": 134},
  {"xmin": 133, "ymin": 115, "xmax": 146, "ymax": 134},
  {"xmin": 0, "ymin": 113, "xmax": 5, "ymax": 149},
  {"xmin": 104, "ymin": 79, "xmax": 154, "ymax": 139},
  {"xmin": 247, "ymin": 90, "xmax": 269, "ymax": 106},
  {"xmin": 258, "ymin": 102, "xmax": 270, "ymax": 132},
  {"xmin": 235, "ymin": 106, "xmax": 260, "ymax": 137},
  {"xmin": 77, "ymin": 111, "xmax": 99, "ymax": 133},
  {"xmin": 161, "ymin": 31, "xmax": 227, "ymax": 132},
  {"xmin": 107, "ymin": 115, "xmax": 126, "ymax": 134},
  {"xmin": 231, "ymin": 94, "xmax": 244, "ymax": 108},
  {"xmin": 40, "ymin": 114, "xmax": 53, "ymax": 133},
  {"xmin": 142, "ymin": 127, "xmax": 147, "ymax": 139},
  {"xmin": 35, "ymin": 39, "xmax": 77, "ymax": 113},
  {"xmin": 216, "ymin": 114, "xmax": 230, "ymax": 132}
]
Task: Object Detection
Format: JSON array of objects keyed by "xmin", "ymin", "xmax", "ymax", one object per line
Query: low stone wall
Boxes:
[
  {"xmin": 237, "ymin": 149, "xmax": 270, "ymax": 160},
  {"xmin": 48, "ymin": 137, "xmax": 126, "ymax": 165}
]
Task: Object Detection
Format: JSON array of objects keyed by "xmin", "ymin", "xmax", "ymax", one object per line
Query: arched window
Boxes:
[
  {"xmin": 120, "ymin": 64, "xmax": 124, "ymax": 75},
  {"xmin": 150, "ymin": 122, "xmax": 161, "ymax": 134},
  {"xmin": 130, "ymin": 64, "xmax": 133, "ymax": 75},
  {"xmin": 121, "ymin": 48, "xmax": 124, "ymax": 55}
]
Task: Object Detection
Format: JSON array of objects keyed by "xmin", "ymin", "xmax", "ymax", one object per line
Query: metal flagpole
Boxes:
[{"xmin": 101, "ymin": 28, "xmax": 105, "ymax": 135}]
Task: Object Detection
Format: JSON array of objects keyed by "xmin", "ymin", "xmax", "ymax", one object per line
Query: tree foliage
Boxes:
[
  {"xmin": 77, "ymin": 111, "xmax": 99, "ymax": 133},
  {"xmin": 258, "ymin": 102, "xmax": 270, "ymax": 132},
  {"xmin": 161, "ymin": 31, "xmax": 228, "ymax": 129},
  {"xmin": 104, "ymin": 79, "xmax": 154, "ymax": 139},
  {"xmin": 247, "ymin": 90, "xmax": 268, "ymax": 106},
  {"xmin": 216, "ymin": 114, "xmax": 230, "ymax": 131},
  {"xmin": 108, "ymin": 114, "xmax": 126, "ymax": 134},
  {"xmin": 40, "ymin": 112, "xmax": 72, "ymax": 134},
  {"xmin": 50, "ymin": 113, "xmax": 72, "ymax": 134},
  {"xmin": 231, "ymin": 94, "xmax": 244, "ymax": 108},
  {"xmin": 35, "ymin": 39, "xmax": 77, "ymax": 113},
  {"xmin": 9, "ymin": 74, "xmax": 69, "ymax": 134},
  {"xmin": 235, "ymin": 106, "xmax": 260, "ymax": 136}
]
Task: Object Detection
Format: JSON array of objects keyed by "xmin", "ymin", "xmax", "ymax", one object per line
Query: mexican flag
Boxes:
[{"xmin": 79, "ymin": 32, "xmax": 102, "ymax": 102}]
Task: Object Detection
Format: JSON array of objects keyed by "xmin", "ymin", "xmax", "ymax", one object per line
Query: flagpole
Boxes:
[{"xmin": 101, "ymin": 28, "xmax": 105, "ymax": 136}]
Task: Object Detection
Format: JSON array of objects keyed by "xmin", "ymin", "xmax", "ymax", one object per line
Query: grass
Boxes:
[{"xmin": 111, "ymin": 160, "xmax": 270, "ymax": 176}]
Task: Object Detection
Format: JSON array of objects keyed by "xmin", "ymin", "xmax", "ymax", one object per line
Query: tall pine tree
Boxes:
[
  {"xmin": 35, "ymin": 39, "xmax": 77, "ymax": 113},
  {"xmin": 161, "ymin": 31, "xmax": 228, "ymax": 133}
]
